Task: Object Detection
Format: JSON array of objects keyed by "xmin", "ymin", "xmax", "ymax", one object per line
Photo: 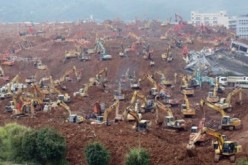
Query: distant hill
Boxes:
[{"xmin": 0, "ymin": 0, "xmax": 247, "ymax": 22}]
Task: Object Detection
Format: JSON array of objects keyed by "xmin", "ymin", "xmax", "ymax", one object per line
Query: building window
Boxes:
[{"xmin": 196, "ymin": 17, "xmax": 201, "ymax": 20}]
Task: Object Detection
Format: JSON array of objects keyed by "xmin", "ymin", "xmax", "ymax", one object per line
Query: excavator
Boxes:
[
  {"xmin": 186, "ymin": 118, "xmax": 208, "ymax": 154},
  {"xmin": 64, "ymin": 46, "xmax": 81, "ymax": 60},
  {"xmin": 93, "ymin": 100, "xmax": 120, "ymax": 125},
  {"xmin": 0, "ymin": 65, "xmax": 9, "ymax": 81},
  {"xmin": 206, "ymin": 81, "xmax": 220, "ymax": 103},
  {"xmin": 200, "ymin": 99, "xmax": 241, "ymax": 130},
  {"xmin": 73, "ymin": 82, "xmax": 93, "ymax": 97},
  {"xmin": 113, "ymin": 81, "xmax": 125, "ymax": 101},
  {"xmin": 54, "ymin": 66, "xmax": 81, "ymax": 85},
  {"xmin": 145, "ymin": 74, "xmax": 159, "ymax": 97},
  {"xmin": 181, "ymin": 94, "xmax": 196, "ymax": 117},
  {"xmin": 89, "ymin": 68, "xmax": 108, "ymax": 87},
  {"xmin": 155, "ymin": 99, "xmax": 186, "ymax": 130},
  {"xmin": 215, "ymin": 87, "xmax": 242, "ymax": 112},
  {"xmin": 187, "ymin": 127, "xmax": 242, "ymax": 163},
  {"xmin": 130, "ymin": 91, "xmax": 155, "ymax": 113},
  {"xmin": 181, "ymin": 75, "xmax": 194, "ymax": 96},
  {"xmin": 161, "ymin": 46, "xmax": 173, "ymax": 62},
  {"xmin": 155, "ymin": 71, "xmax": 173, "ymax": 87},
  {"xmin": 127, "ymin": 110, "xmax": 150, "ymax": 132},
  {"xmin": 56, "ymin": 101, "xmax": 84, "ymax": 124},
  {"xmin": 34, "ymin": 59, "xmax": 47, "ymax": 70}
]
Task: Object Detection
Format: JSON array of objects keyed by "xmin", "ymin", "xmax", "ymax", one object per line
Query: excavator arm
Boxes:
[
  {"xmin": 103, "ymin": 100, "xmax": 120, "ymax": 122},
  {"xmin": 200, "ymin": 99, "xmax": 226, "ymax": 117}
]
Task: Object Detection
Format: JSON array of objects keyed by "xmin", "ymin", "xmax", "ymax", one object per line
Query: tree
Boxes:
[
  {"xmin": 125, "ymin": 148, "xmax": 150, "ymax": 165},
  {"xmin": 35, "ymin": 128, "xmax": 66, "ymax": 164},
  {"xmin": 84, "ymin": 142, "xmax": 110, "ymax": 165}
]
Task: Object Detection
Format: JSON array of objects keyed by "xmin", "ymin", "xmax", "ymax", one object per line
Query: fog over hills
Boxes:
[{"xmin": 0, "ymin": 0, "xmax": 247, "ymax": 22}]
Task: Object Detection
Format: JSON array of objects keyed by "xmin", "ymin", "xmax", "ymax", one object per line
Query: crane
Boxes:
[
  {"xmin": 155, "ymin": 99, "xmax": 186, "ymax": 130},
  {"xmin": 200, "ymin": 99, "xmax": 241, "ymax": 130},
  {"xmin": 215, "ymin": 88, "xmax": 242, "ymax": 112},
  {"xmin": 181, "ymin": 94, "xmax": 196, "ymax": 117},
  {"xmin": 188, "ymin": 127, "xmax": 241, "ymax": 163}
]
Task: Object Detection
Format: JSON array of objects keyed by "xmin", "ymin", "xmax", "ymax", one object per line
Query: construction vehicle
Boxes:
[
  {"xmin": 25, "ymin": 75, "xmax": 36, "ymax": 84},
  {"xmin": 181, "ymin": 75, "xmax": 194, "ymax": 96},
  {"xmin": 34, "ymin": 60, "xmax": 47, "ymax": 70},
  {"xmin": 93, "ymin": 100, "xmax": 120, "ymax": 125},
  {"xmin": 89, "ymin": 68, "xmax": 108, "ymax": 87},
  {"xmin": 127, "ymin": 110, "xmax": 150, "ymax": 132},
  {"xmin": 0, "ymin": 65, "xmax": 9, "ymax": 81},
  {"xmin": 145, "ymin": 74, "xmax": 159, "ymax": 97},
  {"xmin": 186, "ymin": 118, "xmax": 208, "ymax": 154},
  {"xmin": 187, "ymin": 127, "xmax": 241, "ymax": 163},
  {"xmin": 155, "ymin": 99, "xmax": 186, "ymax": 130},
  {"xmin": 130, "ymin": 91, "xmax": 155, "ymax": 113},
  {"xmin": 113, "ymin": 82, "xmax": 125, "ymax": 101},
  {"xmin": 200, "ymin": 99, "xmax": 241, "ymax": 130},
  {"xmin": 64, "ymin": 46, "xmax": 81, "ymax": 60},
  {"xmin": 206, "ymin": 81, "xmax": 220, "ymax": 103},
  {"xmin": 181, "ymin": 94, "xmax": 196, "ymax": 117},
  {"xmin": 155, "ymin": 71, "xmax": 173, "ymax": 86},
  {"xmin": 95, "ymin": 39, "xmax": 112, "ymax": 60},
  {"xmin": 215, "ymin": 88, "xmax": 242, "ymax": 112},
  {"xmin": 57, "ymin": 101, "xmax": 84, "ymax": 124},
  {"xmin": 161, "ymin": 46, "xmax": 173, "ymax": 62},
  {"xmin": 73, "ymin": 82, "xmax": 93, "ymax": 97}
]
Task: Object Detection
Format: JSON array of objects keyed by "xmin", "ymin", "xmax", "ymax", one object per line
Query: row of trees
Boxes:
[
  {"xmin": 0, "ymin": 123, "xmax": 150, "ymax": 165},
  {"xmin": 85, "ymin": 142, "xmax": 150, "ymax": 165},
  {"xmin": 0, "ymin": 123, "xmax": 67, "ymax": 165}
]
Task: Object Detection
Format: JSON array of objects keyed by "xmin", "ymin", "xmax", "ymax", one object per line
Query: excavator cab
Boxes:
[
  {"xmin": 137, "ymin": 120, "xmax": 149, "ymax": 132},
  {"xmin": 68, "ymin": 114, "xmax": 84, "ymax": 124}
]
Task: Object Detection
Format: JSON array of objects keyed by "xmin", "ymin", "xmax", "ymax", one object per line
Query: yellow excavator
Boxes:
[
  {"xmin": 181, "ymin": 93, "xmax": 196, "ymax": 117},
  {"xmin": 145, "ymin": 74, "xmax": 159, "ymax": 97},
  {"xmin": 187, "ymin": 127, "xmax": 242, "ymax": 163},
  {"xmin": 64, "ymin": 46, "xmax": 81, "ymax": 59},
  {"xmin": 89, "ymin": 68, "xmax": 108, "ymax": 86},
  {"xmin": 155, "ymin": 99, "xmax": 186, "ymax": 130},
  {"xmin": 130, "ymin": 91, "xmax": 155, "ymax": 113},
  {"xmin": 215, "ymin": 87, "xmax": 242, "ymax": 112},
  {"xmin": 200, "ymin": 99, "xmax": 241, "ymax": 130},
  {"xmin": 73, "ymin": 82, "xmax": 94, "ymax": 98},
  {"xmin": 181, "ymin": 75, "xmax": 194, "ymax": 96},
  {"xmin": 206, "ymin": 81, "xmax": 220, "ymax": 103},
  {"xmin": 113, "ymin": 81, "xmax": 125, "ymax": 101},
  {"xmin": 155, "ymin": 71, "xmax": 173, "ymax": 86},
  {"xmin": 127, "ymin": 110, "xmax": 150, "ymax": 132},
  {"xmin": 57, "ymin": 101, "xmax": 84, "ymax": 124},
  {"xmin": 161, "ymin": 46, "xmax": 173, "ymax": 62}
]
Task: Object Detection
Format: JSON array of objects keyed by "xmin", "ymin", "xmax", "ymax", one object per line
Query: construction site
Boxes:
[{"xmin": 1, "ymin": 16, "xmax": 248, "ymax": 165}]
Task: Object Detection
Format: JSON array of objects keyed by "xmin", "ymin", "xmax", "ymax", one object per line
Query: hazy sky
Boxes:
[{"xmin": 0, "ymin": 0, "xmax": 247, "ymax": 22}]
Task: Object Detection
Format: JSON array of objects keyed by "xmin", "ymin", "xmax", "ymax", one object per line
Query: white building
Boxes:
[
  {"xmin": 191, "ymin": 11, "xmax": 229, "ymax": 28},
  {"xmin": 236, "ymin": 15, "xmax": 248, "ymax": 39}
]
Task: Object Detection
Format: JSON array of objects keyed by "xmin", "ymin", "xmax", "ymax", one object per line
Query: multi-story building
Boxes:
[
  {"xmin": 236, "ymin": 15, "xmax": 248, "ymax": 39},
  {"xmin": 191, "ymin": 11, "xmax": 229, "ymax": 28}
]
